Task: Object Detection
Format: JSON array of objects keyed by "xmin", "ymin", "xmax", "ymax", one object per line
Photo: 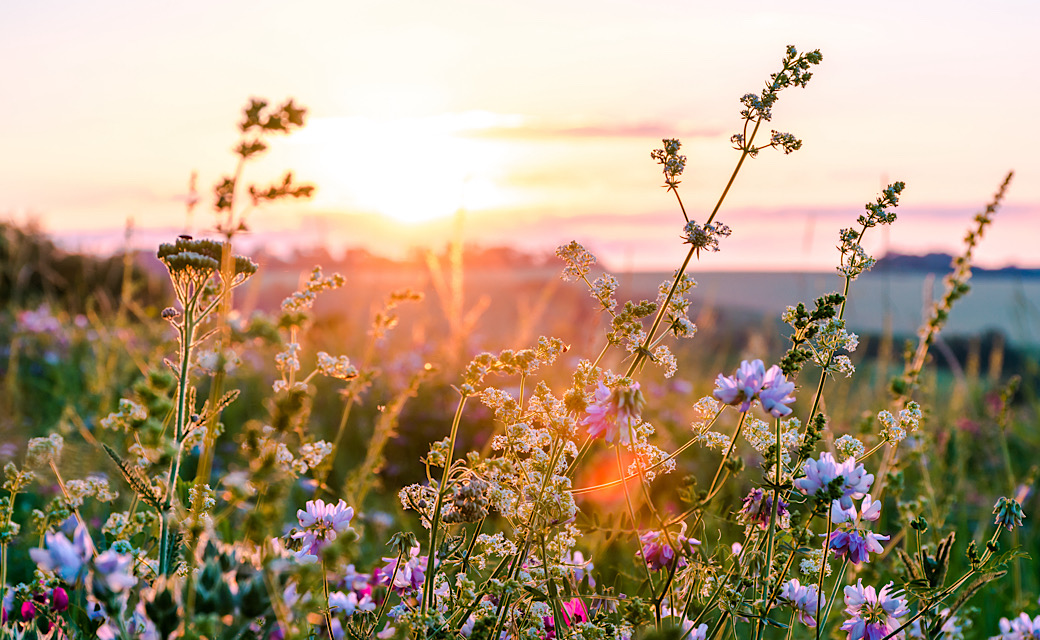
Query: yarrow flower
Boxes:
[
  {"xmin": 841, "ymin": 580, "xmax": 909, "ymax": 640},
  {"xmin": 582, "ymin": 382, "xmax": 644, "ymax": 445},
  {"xmin": 638, "ymin": 527, "xmax": 700, "ymax": 571},
  {"xmin": 291, "ymin": 499, "xmax": 354, "ymax": 561},
  {"xmin": 713, "ymin": 359, "xmax": 795, "ymax": 417},
  {"xmin": 795, "ymin": 452, "xmax": 874, "ymax": 510},
  {"xmin": 779, "ymin": 579, "xmax": 824, "ymax": 627}
]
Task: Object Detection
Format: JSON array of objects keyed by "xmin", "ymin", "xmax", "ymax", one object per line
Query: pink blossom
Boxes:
[
  {"xmin": 841, "ymin": 580, "xmax": 908, "ymax": 640},
  {"xmin": 291, "ymin": 499, "xmax": 355, "ymax": 561},
  {"xmin": 795, "ymin": 453, "xmax": 874, "ymax": 510},
  {"xmin": 639, "ymin": 529, "xmax": 700, "ymax": 571},
  {"xmin": 582, "ymin": 382, "xmax": 643, "ymax": 445},
  {"xmin": 779, "ymin": 579, "xmax": 823, "ymax": 627}
]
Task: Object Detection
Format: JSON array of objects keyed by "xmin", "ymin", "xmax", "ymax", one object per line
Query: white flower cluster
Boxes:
[
  {"xmin": 811, "ymin": 318, "xmax": 859, "ymax": 377},
  {"xmin": 193, "ymin": 347, "xmax": 241, "ymax": 376},
  {"xmin": 743, "ymin": 416, "xmax": 802, "ymax": 466},
  {"xmin": 100, "ymin": 399, "xmax": 148, "ymax": 432},
  {"xmin": 628, "ymin": 442, "xmax": 676, "ymax": 482},
  {"xmin": 590, "ymin": 274, "xmax": 619, "ymax": 312},
  {"xmin": 316, "ymin": 351, "xmax": 358, "ymax": 380},
  {"xmin": 275, "ymin": 342, "xmax": 301, "ymax": 377},
  {"xmin": 800, "ymin": 547, "xmax": 832, "ymax": 578},
  {"xmin": 253, "ymin": 426, "xmax": 332, "ymax": 476},
  {"xmin": 281, "ymin": 266, "xmax": 346, "ymax": 312},
  {"xmin": 834, "ymin": 435, "xmax": 866, "ymax": 461},
  {"xmin": 64, "ymin": 476, "xmax": 118, "ymax": 508},
  {"xmin": 26, "ymin": 434, "xmax": 64, "ymax": 469},
  {"xmin": 556, "ymin": 241, "xmax": 597, "ymax": 282},
  {"xmin": 877, "ymin": 401, "xmax": 922, "ymax": 444}
]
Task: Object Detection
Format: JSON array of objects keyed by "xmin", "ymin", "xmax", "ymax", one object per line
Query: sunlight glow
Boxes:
[{"xmin": 293, "ymin": 112, "xmax": 522, "ymax": 224}]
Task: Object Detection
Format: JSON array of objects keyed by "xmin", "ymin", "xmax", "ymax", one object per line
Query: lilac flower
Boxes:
[
  {"xmin": 795, "ymin": 453, "xmax": 874, "ymax": 510},
  {"xmin": 379, "ymin": 546, "xmax": 426, "ymax": 593},
  {"xmin": 779, "ymin": 579, "xmax": 823, "ymax": 627},
  {"xmin": 638, "ymin": 528, "xmax": 700, "ymax": 571},
  {"xmin": 328, "ymin": 590, "xmax": 375, "ymax": 616},
  {"xmin": 29, "ymin": 520, "xmax": 94, "ymax": 583},
  {"xmin": 829, "ymin": 530, "xmax": 889, "ymax": 565},
  {"xmin": 92, "ymin": 549, "xmax": 138, "ymax": 593},
  {"xmin": 713, "ymin": 360, "xmax": 796, "ymax": 417},
  {"xmin": 563, "ymin": 550, "xmax": 595, "ymax": 587},
  {"xmin": 759, "ymin": 366, "xmax": 796, "ymax": 418},
  {"xmin": 738, "ymin": 488, "xmax": 789, "ymax": 530},
  {"xmin": 291, "ymin": 499, "xmax": 355, "ymax": 561},
  {"xmin": 841, "ymin": 580, "xmax": 908, "ymax": 640},
  {"xmin": 713, "ymin": 360, "xmax": 767, "ymax": 412},
  {"xmin": 995, "ymin": 612, "xmax": 1040, "ymax": 638},
  {"xmin": 582, "ymin": 382, "xmax": 644, "ymax": 445}
]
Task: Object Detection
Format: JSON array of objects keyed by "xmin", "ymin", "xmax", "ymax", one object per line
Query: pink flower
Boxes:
[
  {"xmin": 50, "ymin": 587, "xmax": 69, "ymax": 613},
  {"xmin": 828, "ymin": 530, "xmax": 889, "ymax": 565},
  {"xmin": 841, "ymin": 580, "xmax": 908, "ymax": 640},
  {"xmin": 779, "ymin": 579, "xmax": 823, "ymax": 627},
  {"xmin": 291, "ymin": 499, "xmax": 355, "ymax": 561},
  {"xmin": 639, "ymin": 528, "xmax": 700, "ymax": 571},
  {"xmin": 759, "ymin": 366, "xmax": 796, "ymax": 418},
  {"xmin": 379, "ymin": 547, "xmax": 426, "ymax": 594},
  {"xmin": 582, "ymin": 383, "xmax": 643, "ymax": 445}
]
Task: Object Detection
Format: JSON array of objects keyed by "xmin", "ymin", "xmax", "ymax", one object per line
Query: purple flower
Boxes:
[
  {"xmin": 738, "ymin": 488, "xmax": 789, "ymax": 530},
  {"xmin": 759, "ymin": 366, "xmax": 796, "ymax": 418},
  {"xmin": 20, "ymin": 601, "xmax": 35, "ymax": 621},
  {"xmin": 828, "ymin": 530, "xmax": 889, "ymax": 565},
  {"xmin": 50, "ymin": 587, "xmax": 69, "ymax": 613},
  {"xmin": 997, "ymin": 612, "xmax": 1040, "ymax": 638},
  {"xmin": 291, "ymin": 499, "xmax": 355, "ymax": 561},
  {"xmin": 93, "ymin": 549, "xmax": 138, "ymax": 593},
  {"xmin": 713, "ymin": 360, "xmax": 766, "ymax": 412},
  {"xmin": 28, "ymin": 520, "xmax": 94, "ymax": 583},
  {"xmin": 795, "ymin": 453, "xmax": 874, "ymax": 510},
  {"xmin": 779, "ymin": 579, "xmax": 823, "ymax": 627},
  {"xmin": 840, "ymin": 580, "xmax": 908, "ymax": 640},
  {"xmin": 582, "ymin": 382, "xmax": 644, "ymax": 445},
  {"xmin": 638, "ymin": 528, "xmax": 700, "ymax": 571},
  {"xmin": 379, "ymin": 547, "xmax": 426, "ymax": 593}
]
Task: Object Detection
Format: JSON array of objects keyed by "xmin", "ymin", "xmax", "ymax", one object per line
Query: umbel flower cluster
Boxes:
[{"xmin": 1, "ymin": 47, "xmax": 1030, "ymax": 640}]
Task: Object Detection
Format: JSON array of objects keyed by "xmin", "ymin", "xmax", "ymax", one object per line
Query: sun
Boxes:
[{"xmin": 292, "ymin": 112, "xmax": 518, "ymax": 224}]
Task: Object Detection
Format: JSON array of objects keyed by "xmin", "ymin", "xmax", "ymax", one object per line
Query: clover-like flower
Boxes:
[
  {"xmin": 29, "ymin": 521, "xmax": 94, "ymax": 583},
  {"xmin": 840, "ymin": 581, "xmax": 908, "ymax": 640},
  {"xmin": 638, "ymin": 528, "xmax": 700, "ymax": 571},
  {"xmin": 795, "ymin": 453, "xmax": 873, "ymax": 510},
  {"xmin": 713, "ymin": 359, "xmax": 795, "ymax": 417},
  {"xmin": 828, "ymin": 530, "xmax": 889, "ymax": 566},
  {"xmin": 779, "ymin": 579, "xmax": 824, "ymax": 627},
  {"xmin": 582, "ymin": 382, "xmax": 644, "ymax": 445},
  {"xmin": 291, "ymin": 499, "xmax": 355, "ymax": 561}
]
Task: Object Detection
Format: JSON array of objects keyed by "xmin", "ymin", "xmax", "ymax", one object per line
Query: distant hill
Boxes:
[{"xmin": 874, "ymin": 252, "xmax": 1040, "ymax": 278}]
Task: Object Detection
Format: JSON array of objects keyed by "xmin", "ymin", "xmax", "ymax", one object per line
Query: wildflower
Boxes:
[
  {"xmin": 993, "ymin": 497, "xmax": 1026, "ymax": 531},
  {"xmin": 713, "ymin": 360, "xmax": 766, "ymax": 411},
  {"xmin": 738, "ymin": 488, "xmax": 789, "ymax": 530},
  {"xmin": 795, "ymin": 452, "xmax": 874, "ymax": 510},
  {"xmin": 779, "ymin": 579, "xmax": 823, "ymax": 627},
  {"xmin": 25, "ymin": 433, "xmax": 64, "ymax": 469},
  {"xmin": 713, "ymin": 360, "xmax": 795, "ymax": 417},
  {"xmin": 835, "ymin": 435, "xmax": 865, "ymax": 461},
  {"xmin": 92, "ymin": 548, "xmax": 138, "ymax": 593},
  {"xmin": 29, "ymin": 520, "xmax": 94, "ymax": 583},
  {"xmin": 291, "ymin": 499, "xmax": 355, "ymax": 561},
  {"xmin": 50, "ymin": 587, "xmax": 69, "ymax": 613},
  {"xmin": 995, "ymin": 612, "xmax": 1040, "ymax": 638},
  {"xmin": 841, "ymin": 580, "xmax": 909, "ymax": 640},
  {"xmin": 582, "ymin": 382, "xmax": 644, "ymax": 445},
  {"xmin": 828, "ymin": 530, "xmax": 889, "ymax": 565},
  {"xmin": 563, "ymin": 550, "xmax": 595, "ymax": 587},
  {"xmin": 801, "ymin": 548, "xmax": 832, "ymax": 578},
  {"xmin": 379, "ymin": 546, "xmax": 426, "ymax": 593},
  {"xmin": 683, "ymin": 220, "xmax": 732, "ymax": 252},
  {"xmin": 638, "ymin": 527, "xmax": 700, "ymax": 571}
]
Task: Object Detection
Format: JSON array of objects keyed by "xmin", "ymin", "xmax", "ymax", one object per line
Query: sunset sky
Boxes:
[{"xmin": 3, "ymin": 0, "xmax": 1038, "ymax": 271}]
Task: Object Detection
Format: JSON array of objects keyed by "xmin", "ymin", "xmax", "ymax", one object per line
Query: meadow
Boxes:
[{"xmin": 1, "ymin": 46, "xmax": 1038, "ymax": 640}]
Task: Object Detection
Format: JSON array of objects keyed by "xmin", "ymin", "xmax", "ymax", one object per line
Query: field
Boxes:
[{"xmin": 2, "ymin": 48, "xmax": 1040, "ymax": 640}]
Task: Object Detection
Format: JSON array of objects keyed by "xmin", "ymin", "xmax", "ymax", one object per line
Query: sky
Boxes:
[{"xmin": 2, "ymin": 0, "xmax": 1039, "ymax": 271}]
